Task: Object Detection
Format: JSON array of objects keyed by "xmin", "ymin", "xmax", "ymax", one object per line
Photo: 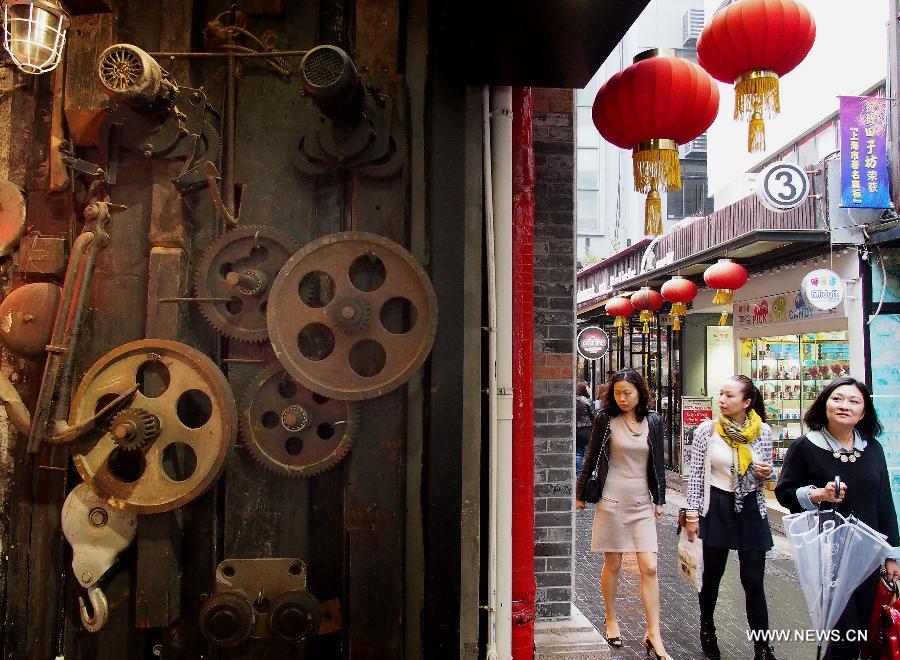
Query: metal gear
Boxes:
[
  {"xmin": 69, "ymin": 339, "xmax": 238, "ymax": 514},
  {"xmin": 267, "ymin": 232, "xmax": 438, "ymax": 400},
  {"xmin": 195, "ymin": 226, "xmax": 299, "ymax": 342},
  {"xmin": 108, "ymin": 408, "xmax": 161, "ymax": 451},
  {"xmin": 239, "ymin": 364, "xmax": 360, "ymax": 478}
]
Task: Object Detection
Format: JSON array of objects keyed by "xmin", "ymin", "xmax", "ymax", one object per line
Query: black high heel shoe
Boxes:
[
  {"xmin": 644, "ymin": 636, "xmax": 671, "ymax": 660},
  {"xmin": 700, "ymin": 621, "xmax": 722, "ymax": 659}
]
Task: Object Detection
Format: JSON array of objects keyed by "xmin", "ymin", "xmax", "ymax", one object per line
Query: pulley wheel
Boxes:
[
  {"xmin": 69, "ymin": 339, "xmax": 238, "ymax": 514},
  {"xmin": 267, "ymin": 232, "xmax": 437, "ymax": 400}
]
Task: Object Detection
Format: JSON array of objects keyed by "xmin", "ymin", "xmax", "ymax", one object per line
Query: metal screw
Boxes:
[
  {"xmin": 81, "ymin": 572, "xmax": 93, "ymax": 583},
  {"xmin": 89, "ymin": 507, "xmax": 109, "ymax": 527},
  {"xmin": 22, "ymin": 314, "xmax": 34, "ymax": 323}
]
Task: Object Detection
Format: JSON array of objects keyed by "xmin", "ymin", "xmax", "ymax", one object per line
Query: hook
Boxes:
[{"xmin": 79, "ymin": 585, "xmax": 109, "ymax": 633}]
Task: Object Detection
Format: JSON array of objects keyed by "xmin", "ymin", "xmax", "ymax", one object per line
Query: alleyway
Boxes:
[{"xmin": 574, "ymin": 493, "xmax": 820, "ymax": 660}]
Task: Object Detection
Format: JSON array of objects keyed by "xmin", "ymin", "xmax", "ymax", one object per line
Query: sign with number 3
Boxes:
[{"xmin": 757, "ymin": 161, "xmax": 810, "ymax": 212}]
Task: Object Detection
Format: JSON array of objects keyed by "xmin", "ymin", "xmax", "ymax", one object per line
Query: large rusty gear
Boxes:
[
  {"xmin": 195, "ymin": 226, "xmax": 299, "ymax": 342},
  {"xmin": 239, "ymin": 364, "xmax": 360, "ymax": 477},
  {"xmin": 267, "ymin": 232, "xmax": 438, "ymax": 400},
  {"xmin": 69, "ymin": 339, "xmax": 238, "ymax": 514},
  {"xmin": 108, "ymin": 408, "xmax": 161, "ymax": 451}
]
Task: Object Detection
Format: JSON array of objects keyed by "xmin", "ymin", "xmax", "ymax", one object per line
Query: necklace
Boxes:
[
  {"xmin": 823, "ymin": 429, "xmax": 863, "ymax": 463},
  {"xmin": 622, "ymin": 416, "xmax": 642, "ymax": 437}
]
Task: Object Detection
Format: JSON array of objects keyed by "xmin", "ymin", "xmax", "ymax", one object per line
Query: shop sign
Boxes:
[
  {"xmin": 734, "ymin": 290, "xmax": 839, "ymax": 329},
  {"xmin": 757, "ymin": 161, "xmax": 809, "ymax": 212},
  {"xmin": 577, "ymin": 326, "xmax": 609, "ymax": 361},
  {"xmin": 839, "ymin": 95, "xmax": 890, "ymax": 209},
  {"xmin": 681, "ymin": 397, "xmax": 713, "ymax": 480},
  {"xmin": 800, "ymin": 269, "xmax": 843, "ymax": 311}
]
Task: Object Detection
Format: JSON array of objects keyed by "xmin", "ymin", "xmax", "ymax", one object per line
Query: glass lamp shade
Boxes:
[{"xmin": 3, "ymin": 0, "xmax": 69, "ymax": 74}]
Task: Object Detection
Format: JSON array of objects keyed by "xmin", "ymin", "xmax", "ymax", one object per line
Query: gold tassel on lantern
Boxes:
[
  {"xmin": 645, "ymin": 188, "xmax": 662, "ymax": 236},
  {"xmin": 734, "ymin": 70, "xmax": 780, "ymax": 154},
  {"xmin": 712, "ymin": 289, "xmax": 733, "ymax": 305},
  {"xmin": 639, "ymin": 309, "xmax": 654, "ymax": 334},
  {"xmin": 670, "ymin": 302, "xmax": 686, "ymax": 331},
  {"xmin": 614, "ymin": 316, "xmax": 627, "ymax": 336},
  {"xmin": 719, "ymin": 310, "xmax": 730, "ymax": 326}
]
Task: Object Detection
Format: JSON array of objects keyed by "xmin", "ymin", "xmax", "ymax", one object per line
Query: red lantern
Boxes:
[
  {"xmin": 661, "ymin": 276, "xmax": 698, "ymax": 331},
  {"xmin": 630, "ymin": 287, "xmax": 664, "ymax": 333},
  {"xmin": 593, "ymin": 50, "xmax": 719, "ymax": 236},
  {"xmin": 606, "ymin": 296, "xmax": 633, "ymax": 337},
  {"xmin": 704, "ymin": 259, "xmax": 749, "ymax": 326},
  {"xmin": 697, "ymin": 0, "xmax": 816, "ymax": 153}
]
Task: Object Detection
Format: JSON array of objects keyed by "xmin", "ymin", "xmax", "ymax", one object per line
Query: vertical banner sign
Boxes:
[
  {"xmin": 681, "ymin": 397, "xmax": 713, "ymax": 485},
  {"xmin": 839, "ymin": 95, "xmax": 891, "ymax": 208}
]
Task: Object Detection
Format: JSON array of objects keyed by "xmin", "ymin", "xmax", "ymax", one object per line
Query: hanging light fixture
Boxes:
[
  {"xmin": 2, "ymin": 0, "xmax": 70, "ymax": 75},
  {"xmin": 630, "ymin": 287, "xmax": 664, "ymax": 334},
  {"xmin": 660, "ymin": 276, "xmax": 698, "ymax": 331},
  {"xmin": 605, "ymin": 295, "xmax": 633, "ymax": 337},
  {"xmin": 703, "ymin": 258, "xmax": 749, "ymax": 326}
]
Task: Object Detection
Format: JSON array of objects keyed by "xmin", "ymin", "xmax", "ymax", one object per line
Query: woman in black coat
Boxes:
[{"xmin": 775, "ymin": 377, "xmax": 900, "ymax": 660}]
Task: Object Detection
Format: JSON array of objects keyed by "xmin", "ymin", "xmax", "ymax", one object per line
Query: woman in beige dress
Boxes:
[{"xmin": 576, "ymin": 369, "xmax": 668, "ymax": 659}]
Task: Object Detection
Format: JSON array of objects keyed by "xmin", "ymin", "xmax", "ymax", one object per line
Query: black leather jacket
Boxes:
[{"xmin": 575, "ymin": 411, "xmax": 666, "ymax": 505}]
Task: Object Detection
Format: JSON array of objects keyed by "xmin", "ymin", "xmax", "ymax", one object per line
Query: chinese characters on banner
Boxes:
[{"xmin": 839, "ymin": 95, "xmax": 891, "ymax": 208}]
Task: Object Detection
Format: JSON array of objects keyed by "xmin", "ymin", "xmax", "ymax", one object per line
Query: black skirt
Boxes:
[{"xmin": 700, "ymin": 486, "xmax": 773, "ymax": 551}]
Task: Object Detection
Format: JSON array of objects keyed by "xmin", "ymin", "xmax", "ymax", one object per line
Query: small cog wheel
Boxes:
[
  {"xmin": 239, "ymin": 364, "xmax": 360, "ymax": 478},
  {"xmin": 329, "ymin": 295, "xmax": 371, "ymax": 333},
  {"xmin": 108, "ymin": 408, "xmax": 162, "ymax": 451},
  {"xmin": 195, "ymin": 226, "xmax": 299, "ymax": 342}
]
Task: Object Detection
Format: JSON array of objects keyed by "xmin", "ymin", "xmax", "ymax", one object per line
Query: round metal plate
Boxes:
[
  {"xmin": 0, "ymin": 282, "xmax": 61, "ymax": 358},
  {"xmin": 69, "ymin": 339, "xmax": 237, "ymax": 514},
  {"xmin": 267, "ymin": 232, "xmax": 438, "ymax": 400}
]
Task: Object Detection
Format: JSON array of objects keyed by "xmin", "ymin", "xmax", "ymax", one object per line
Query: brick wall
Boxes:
[{"xmin": 531, "ymin": 88, "xmax": 576, "ymax": 620}]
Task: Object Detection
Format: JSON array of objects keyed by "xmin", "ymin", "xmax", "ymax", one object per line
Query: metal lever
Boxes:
[
  {"xmin": 79, "ymin": 585, "xmax": 109, "ymax": 633},
  {"xmin": 62, "ymin": 484, "xmax": 138, "ymax": 633}
]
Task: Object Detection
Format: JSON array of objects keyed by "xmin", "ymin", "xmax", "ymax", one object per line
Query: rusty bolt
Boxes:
[
  {"xmin": 8, "ymin": 372, "xmax": 18, "ymax": 384},
  {"xmin": 89, "ymin": 507, "xmax": 109, "ymax": 527},
  {"xmin": 340, "ymin": 306, "xmax": 356, "ymax": 320},
  {"xmin": 112, "ymin": 420, "xmax": 136, "ymax": 441},
  {"xmin": 81, "ymin": 572, "xmax": 93, "ymax": 584},
  {"xmin": 22, "ymin": 314, "xmax": 34, "ymax": 323}
]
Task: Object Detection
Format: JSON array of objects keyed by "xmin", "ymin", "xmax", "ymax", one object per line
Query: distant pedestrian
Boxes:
[
  {"xmin": 683, "ymin": 375, "xmax": 777, "ymax": 660},
  {"xmin": 575, "ymin": 369, "xmax": 669, "ymax": 659},
  {"xmin": 575, "ymin": 380, "xmax": 594, "ymax": 473},
  {"xmin": 776, "ymin": 377, "xmax": 900, "ymax": 660}
]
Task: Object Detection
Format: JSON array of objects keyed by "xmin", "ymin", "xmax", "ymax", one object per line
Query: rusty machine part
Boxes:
[
  {"xmin": 68, "ymin": 339, "xmax": 238, "ymax": 514},
  {"xmin": 0, "ymin": 179, "xmax": 26, "ymax": 257},
  {"xmin": 97, "ymin": 43, "xmax": 221, "ymax": 191},
  {"xmin": 0, "ymin": 282, "xmax": 62, "ymax": 358},
  {"xmin": 61, "ymin": 483, "xmax": 138, "ymax": 633},
  {"xmin": 240, "ymin": 364, "xmax": 360, "ymax": 477},
  {"xmin": 195, "ymin": 226, "xmax": 299, "ymax": 342},
  {"xmin": 199, "ymin": 558, "xmax": 325, "ymax": 647},
  {"xmin": 294, "ymin": 45, "xmax": 403, "ymax": 177},
  {"xmin": 17, "ymin": 233, "xmax": 68, "ymax": 277},
  {"xmin": 267, "ymin": 232, "xmax": 438, "ymax": 401}
]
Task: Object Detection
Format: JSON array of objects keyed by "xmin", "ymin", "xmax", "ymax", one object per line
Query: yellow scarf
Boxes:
[{"xmin": 715, "ymin": 409, "xmax": 762, "ymax": 476}]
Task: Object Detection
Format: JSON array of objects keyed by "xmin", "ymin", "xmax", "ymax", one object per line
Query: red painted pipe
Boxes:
[{"xmin": 511, "ymin": 86, "xmax": 536, "ymax": 659}]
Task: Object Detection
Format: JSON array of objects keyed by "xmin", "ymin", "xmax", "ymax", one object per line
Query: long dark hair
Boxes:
[
  {"xmin": 726, "ymin": 375, "xmax": 767, "ymax": 422},
  {"xmin": 600, "ymin": 369, "xmax": 650, "ymax": 421},
  {"xmin": 804, "ymin": 377, "xmax": 883, "ymax": 438},
  {"xmin": 576, "ymin": 381, "xmax": 590, "ymax": 398}
]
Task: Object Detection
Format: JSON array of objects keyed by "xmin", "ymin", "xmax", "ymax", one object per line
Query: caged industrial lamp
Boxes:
[{"xmin": 2, "ymin": 0, "xmax": 70, "ymax": 74}]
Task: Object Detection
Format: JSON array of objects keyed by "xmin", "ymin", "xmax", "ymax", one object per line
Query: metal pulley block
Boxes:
[
  {"xmin": 68, "ymin": 339, "xmax": 238, "ymax": 514},
  {"xmin": 240, "ymin": 364, "xmax": 360, "ymax": 477},
  {"xmin": 0, "ymin": 282, "xmax": 62, "ymax": 358},
  {"xmin": 62, "ymin": 483, "xmax": 138, "ymax": 633},
  {"xmin": 267, "ymin": 232, "xmax": 438, "ymax": 400},
  {"xmin": 195, "ymin": 226, "xmax": 299, "ymax": 342},
  {"xmin": 199, "ymin": 558, "xmax": 327, "ymax": 647}
]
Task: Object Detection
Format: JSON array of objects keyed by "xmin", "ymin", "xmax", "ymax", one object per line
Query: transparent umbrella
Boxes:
[{"xmin": 783, "ymin": 510, "xmax": 893, "ymax": 658}]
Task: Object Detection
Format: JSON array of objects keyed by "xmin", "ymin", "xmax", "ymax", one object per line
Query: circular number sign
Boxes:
[
  {"xmin": 577, "ymin": 326, "xmax": 610, "ymax": 361},
  {"xmin": 757, "ymin": 161, "xmax": 810, "ymax": 212}
]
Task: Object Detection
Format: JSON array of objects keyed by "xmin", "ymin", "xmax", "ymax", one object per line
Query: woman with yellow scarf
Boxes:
[{"xmin": 684, "ymin": 375, "xmax": 776, "ymax": 660}]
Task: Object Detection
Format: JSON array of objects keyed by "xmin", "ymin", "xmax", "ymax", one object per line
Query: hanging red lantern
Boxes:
[
  {"xmin": 697, "ymin": 0, "xmax": 816, "ymax": 153},
  {"xmin": 592, "ymin": 50, "xmax": 719, "ymax": 236},
  {"xmin": 630, "ymin": 287, "xmax": 664, "ymax": 333},
  {"xmin": 605, "ymin": 296, "xmax": 633, "ymax": 337},
  {"xmin": 704, "ymin": 259, "xmax": 749, "ymax": 326},
  {"xmin": 660, "ymin": 276, "xmax": 698, "ymax": 331}
]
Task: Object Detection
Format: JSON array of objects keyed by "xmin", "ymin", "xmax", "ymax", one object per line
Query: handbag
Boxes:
[
  {"xmin": 677, "ymin": 527, "xmax": 703, "ymax": 592},
  {"xmin": 862, "ymin": 571, "xmax": 900, "ymax": 659},
  {"xmin": 582, "ymin": 420, "xmax": 610, "ymax": 504}
]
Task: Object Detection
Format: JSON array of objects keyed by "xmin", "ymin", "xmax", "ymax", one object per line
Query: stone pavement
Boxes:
[{"xmin": 573, "ymin": 493, "xmax": 822, "ymax": 660}]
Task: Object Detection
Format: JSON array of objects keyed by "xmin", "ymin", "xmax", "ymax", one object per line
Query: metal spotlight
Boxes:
[{"xmin": 2, "ymin": 0, "xmax": 70, "ymax": 74}]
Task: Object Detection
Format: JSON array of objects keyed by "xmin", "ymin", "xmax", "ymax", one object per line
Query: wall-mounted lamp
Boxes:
[{"xmin": 2, "ymin": 0, "xmax": 70, "ymax": 74}]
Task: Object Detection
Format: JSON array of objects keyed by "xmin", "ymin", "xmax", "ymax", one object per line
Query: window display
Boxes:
[{"xmin": 739, "ymin": 331, "xmax": 850, "ymax": 484}]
